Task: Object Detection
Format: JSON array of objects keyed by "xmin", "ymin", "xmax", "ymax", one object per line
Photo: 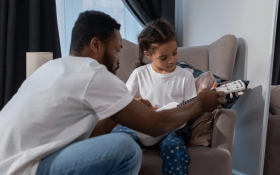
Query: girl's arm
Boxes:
[
  {"xmin": 126, "ymin": 70, "xmax": 156, "ymax": 109},
  {"xmin": 126, "ymin": 69, "xmax": 139, "ymax": 97}
]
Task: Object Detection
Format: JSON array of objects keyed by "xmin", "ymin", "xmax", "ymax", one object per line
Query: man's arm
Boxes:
[
  {"xmin": 111, "ymin": 89, "xmax": 226, "ymax": 137},
  {"xmin": 89, "ymin": 118, "xmax": 118, "ymax": 138},
  {"xmin": 89, "ymin": 95, "xmax": 158, "ymax": 138}
]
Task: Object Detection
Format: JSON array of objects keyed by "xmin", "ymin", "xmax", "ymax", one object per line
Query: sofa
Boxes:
[{"xmin": 116, "ymin": 35, "xmax": 238, "ymax": 175}]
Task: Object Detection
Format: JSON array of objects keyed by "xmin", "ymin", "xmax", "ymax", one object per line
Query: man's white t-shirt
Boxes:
[
  {"xmin": 126, "ymin": 64, "xmax": 197, "ymax": 108},
  {"xmin": 0, "ymin": 56, "xmax": 133, "ymax": 175}
]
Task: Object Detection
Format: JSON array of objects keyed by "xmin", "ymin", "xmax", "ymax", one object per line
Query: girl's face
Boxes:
[{"xmin": 144, "ymin": 40, "xmax": 177, "ymax": 74}]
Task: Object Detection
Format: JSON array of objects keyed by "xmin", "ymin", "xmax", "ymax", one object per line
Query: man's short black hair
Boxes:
[{"xmin": 70, "ymin": 10, "xmax": 121, "ymax": 54}]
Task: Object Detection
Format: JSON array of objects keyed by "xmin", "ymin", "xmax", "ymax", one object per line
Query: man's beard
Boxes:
[{"xmin": 103, "ymin": 49, "xmax": 119, "ymax": 75}]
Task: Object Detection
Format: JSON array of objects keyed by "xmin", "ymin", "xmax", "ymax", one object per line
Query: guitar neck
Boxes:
[
  {"xmin": 177, "ymin": 80, "xmax": 246, "ymax": 107},
  {"xmin": 177, "ymin": 88, "xmax": 220, "ymax": 107},
  {"xmin": 177, "ymin": 96, "xmax": 197, "ymax": 107}
]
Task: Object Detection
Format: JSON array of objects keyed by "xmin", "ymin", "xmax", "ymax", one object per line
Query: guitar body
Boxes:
[{"xmin": 135, "ymin": 102, "xmax": 185, "ymax": 146}]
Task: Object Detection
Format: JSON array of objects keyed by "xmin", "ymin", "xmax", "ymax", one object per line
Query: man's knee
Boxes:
[{"xmin": 112, "ymin": 133, "xmax": 142, "ymax": 161}]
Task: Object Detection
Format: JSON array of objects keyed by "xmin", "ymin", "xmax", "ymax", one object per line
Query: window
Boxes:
[{"xmin": 56, "ymin": 0, "xmax": 143, "ymax": 57}]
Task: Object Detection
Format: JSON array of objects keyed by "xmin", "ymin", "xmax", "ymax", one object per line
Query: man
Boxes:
[{"xmin": 0, "ymin": 11, "xmax": 226, "ymax": 175}]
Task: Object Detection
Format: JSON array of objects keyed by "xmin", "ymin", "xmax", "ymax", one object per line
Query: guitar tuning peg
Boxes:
[
  {"xmin": 238, "ymin": 91, "xmax": 244, "ymax": 96},
  {"xmin": 230, "ymin": 93, "xmax": 233, "ymax": 98},
  {"xmin": 235, "ymin": 92, "xmax": 239, "ymax": 97}
]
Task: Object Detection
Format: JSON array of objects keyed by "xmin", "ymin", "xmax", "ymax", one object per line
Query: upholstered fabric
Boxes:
[
  {"xmin": 195, "ymin": 71, "xmax": 216, "ymax": 94},
  {"xmin": 178, "ymin": 60, "xmax": 223, "ymax": 85},
  {"xmin": 116, "ymin": 34, "xmax": 237, "ymax": 83},
  {"xmin": 263, "ymin": 114, "xmax": 280, "ymax": 175},
  {"xmin": 211, "ymin": 109, "xmax": 237, "ymax": 155},
  {"xmin": 208, "ymin": 35, "xmax": 237, "ymax": 80},
  {"xmin": 116, "ymin": 36, "xmax": 237, "ymax": 175},
  {"xmin": 187, "ymin": 111, "xmax": 215, "ymax": 147},
  {"xmin": 116, "ymin": 40, "xmax": 138, "ymax": 83},
  {"xmin": 139, "ymin": 147, "xmax": 232, "ymax": 175},
  {"xmin": 178, "ymin": 45, "xmax": 209, "ymax": 72},
  {"xmin": 263, "ymin": 86, "xmax": 280, "ymax": 175}
]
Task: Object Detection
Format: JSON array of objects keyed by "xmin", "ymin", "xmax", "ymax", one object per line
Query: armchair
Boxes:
[{"xmin": 116, "ymin": 35, "xmax": 238, "ymax": 175}]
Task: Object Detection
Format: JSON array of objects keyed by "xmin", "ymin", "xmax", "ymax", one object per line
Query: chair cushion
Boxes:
[{"xmin": 139, "ymin": 147, "xmax": 232, "ymax": 175}]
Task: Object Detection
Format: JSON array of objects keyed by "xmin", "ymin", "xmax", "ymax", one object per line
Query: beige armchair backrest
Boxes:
[{"xmin": 116, "ymin": 35, "xmax": 237, "ymax": 82}]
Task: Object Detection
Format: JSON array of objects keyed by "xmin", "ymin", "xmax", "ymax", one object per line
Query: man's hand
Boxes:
[{"xmin": 196, "ymin": 89, "xmax": 227, "ymax": 112}]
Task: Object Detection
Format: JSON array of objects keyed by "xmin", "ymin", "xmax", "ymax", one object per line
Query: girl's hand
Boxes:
[
  {"xmin": 134, "ymin": 95, "xmax": 156, "ymax": 110},
  {"xmin": 138, "ymin": 98, "xmax": 153, "ymax": 108},
  {"xmin": 210, "ymin": 81, "xmax": 218, "ymax": 90},
  {"xmin": 152, "ymin": 106, "xmax": 158, "ymax": 110}
]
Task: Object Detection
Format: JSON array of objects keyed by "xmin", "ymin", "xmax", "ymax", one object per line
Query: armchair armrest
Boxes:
[
  {"xmin": 211, "ymin": 109, "xmax": 237, "ymax": 155},
  {"xmin": 263, "ymin": 114, "xmax": 280, "ymax": 175}
]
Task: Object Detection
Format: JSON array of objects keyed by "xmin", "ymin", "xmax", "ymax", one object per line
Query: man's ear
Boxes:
[
  {"xmin": 144, "ymin": 51, "xmax": 152, "ymax": 60},
  {"xmin": 90, "ymin": 37, "xmax": 102, "ymax": 53}
]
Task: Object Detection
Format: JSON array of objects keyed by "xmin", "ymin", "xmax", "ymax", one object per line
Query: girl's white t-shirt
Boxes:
[
  {"xmin": 0, "ymin": 56, "xmax": 133, "ymax": 175},
  {"xmin": 126, "ymin": 64, "xmax": 197, "ymax": 108}
]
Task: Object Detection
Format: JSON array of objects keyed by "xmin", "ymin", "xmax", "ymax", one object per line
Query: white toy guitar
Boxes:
[
  {"xmin": 214, "ymin": 80, "xmax": 246, "ymax": 97},
  {"xmin": 135, "ymin": 80, "xmax": 246, "ymax": 146}
]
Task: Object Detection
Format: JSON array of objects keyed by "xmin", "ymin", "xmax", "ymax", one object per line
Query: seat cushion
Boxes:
[
  {"xmin": 139, "ymin": 147, "xmax": 232, "ymax": 175},
  {"xmin": 138, "ymin": 150, "xmax": 162, "ymax": 175}
]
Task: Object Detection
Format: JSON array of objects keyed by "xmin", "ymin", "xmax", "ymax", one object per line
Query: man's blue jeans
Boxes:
[{"xmin": 36, "ymin": 133, "xmax": 142, "ymax": 175}]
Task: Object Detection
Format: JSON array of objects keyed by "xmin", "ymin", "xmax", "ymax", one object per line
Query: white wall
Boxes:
[{"xmin": 178, "ymin": 0, "xmax": 278, "ymax": 174}]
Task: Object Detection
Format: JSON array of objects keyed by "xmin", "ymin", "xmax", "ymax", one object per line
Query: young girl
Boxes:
[{"xmin": 112, "ymin": 19, "xmax": 196, "ymax": 175}]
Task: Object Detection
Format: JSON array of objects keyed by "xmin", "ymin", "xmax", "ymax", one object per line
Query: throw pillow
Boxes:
[{"xmin": 195, "ymin": 71, "xmax": 216, "ymax": 93}]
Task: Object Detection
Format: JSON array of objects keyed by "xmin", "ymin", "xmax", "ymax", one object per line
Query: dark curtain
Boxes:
[
  {"xmin": 272, "ymin": 1, "xmax": 280, "ymax": 85},
  {"xmin": 121, "ymin": 0, "xmax": 175, "ymax": 27},
  {"xmin": 0, "ymin": 0, "xmax": 61, "ymax": 109}
]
